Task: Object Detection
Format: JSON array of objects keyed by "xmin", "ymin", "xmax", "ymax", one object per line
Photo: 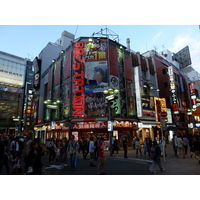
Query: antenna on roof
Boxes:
[{"xmin": 92, "ymin": 27, "xmax": 119, "ymax": 42}]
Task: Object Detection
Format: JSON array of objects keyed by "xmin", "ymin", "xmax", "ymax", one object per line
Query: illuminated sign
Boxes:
[
  {"xmin": 72, "ymin": 42, "xmax": 85, "ymax": 117},
  {"xmin": 72, "ymin": 122, "xmax": 106, "ymax": 129},
  {"xmin": 113, "ymin": 121, "xmax": 135, "ymax": 128},
  {"xmin": 189, "ymin": 83, "xmax": 197, "ymax": 108},
  {"xmin": 168, "ymin": 66, "xmax": 178, "ymax": 113},
  {"xmin": 154, "ymin": 97, "xmax": 167, "ymax": 122}
]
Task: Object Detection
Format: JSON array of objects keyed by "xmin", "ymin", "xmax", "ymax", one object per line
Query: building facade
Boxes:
[{"xmin": 0, "ymin": 51, "xmax": 33, "ymax": 136}]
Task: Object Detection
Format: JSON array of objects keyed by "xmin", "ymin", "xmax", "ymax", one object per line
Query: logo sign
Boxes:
[{"xmin": 160, "ymin": 112, "xmax": 167, "ymax": 118}]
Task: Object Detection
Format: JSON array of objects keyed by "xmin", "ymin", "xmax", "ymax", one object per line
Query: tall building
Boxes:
[
  {"xmin": 32, "ymin": 30, "xmax": 74, "ymax": 143},
  {"xmin": 0, "ymin": 51, "xmax": 33, "ymax": 135}
]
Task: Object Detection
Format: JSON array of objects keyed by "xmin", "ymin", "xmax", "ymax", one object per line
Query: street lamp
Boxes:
[{"xmin": 103, "ymin": 88, "xmax": 119, "ymax": 156}]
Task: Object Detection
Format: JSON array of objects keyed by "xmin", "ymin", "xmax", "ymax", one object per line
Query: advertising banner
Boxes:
[{"xmin": 63, "ymin": 78, "xmax": 71, "ymax": 118}]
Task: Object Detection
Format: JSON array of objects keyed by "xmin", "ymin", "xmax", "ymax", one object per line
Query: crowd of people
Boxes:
[
  {"xmin": 0, "ymin": 133, "xmax": 107, "ymax": 175},
  {"xmin": 1, "ymin": 132, "xmax": 200, "ymax": 175}
]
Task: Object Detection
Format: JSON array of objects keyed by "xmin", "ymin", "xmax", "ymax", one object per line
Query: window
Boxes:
[{"xmin": 162, "ymin": 69, "xmax": 166, "ymax": 74}]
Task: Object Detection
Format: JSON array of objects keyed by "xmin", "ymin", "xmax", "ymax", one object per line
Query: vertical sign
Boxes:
[
  {"xmin": 168, "ymin": 66, "xmax": 178, "ymax": 113},
  {"xmin": 72, "ymin": 42, "xmax": 85, "ymax": 117},
  {"xmin": 134, "ymin": 66, "xmax": 142, "ymax": 117},
  {"xmin": 189, "ymin": 83, "xmax": 197, "ymax": 108}
]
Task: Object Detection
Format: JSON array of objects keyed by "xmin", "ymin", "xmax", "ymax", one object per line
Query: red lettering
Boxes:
[
  {"xmin": 74, "ymin": 79, "xmax": 84, "ymax": 87},
  {"xmin": 74, "ymin": 42, "xmax": 84, "ymax": 48},
  {"xmin": 74, "ymin": 71, "xmax": 84, "ymax": 79},
  {"xmin": 73, "ymin": 96, "xmax": 84, "ymax": 106},
  {"xmin": 72, "ymin": 42, "xmax": 85, "ymax": 117},
  {"xmin": 74, "ymin": 107, "xmax": 84, "ymax": 116}
]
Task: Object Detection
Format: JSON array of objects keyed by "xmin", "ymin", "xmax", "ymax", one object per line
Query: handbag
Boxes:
[{"xmin": 74, "ymin": 155, "xmax": 78, "ymax": 165}]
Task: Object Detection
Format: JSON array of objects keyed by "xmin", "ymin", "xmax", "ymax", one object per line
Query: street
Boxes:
[{"xmin": 1, "ymin": 143, "xmax": 200, "ymax": 175}]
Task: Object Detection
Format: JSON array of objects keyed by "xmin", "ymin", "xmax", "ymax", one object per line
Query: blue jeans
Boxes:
[{"xmin": 149, "ymin": 157, "xmax": 164, "ymax": 173}]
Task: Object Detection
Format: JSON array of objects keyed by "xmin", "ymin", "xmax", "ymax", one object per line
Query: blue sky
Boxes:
[{"xmin": 1, "ymin": 25, "xmax": 200, "ymax": 72}]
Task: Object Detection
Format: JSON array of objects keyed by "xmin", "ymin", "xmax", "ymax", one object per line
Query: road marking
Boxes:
[
  {"xmin": 45, "ymin": 165, "xmax": 63, "ymax": 170},
  {"xmin": 116, "ymin": 157, "xmax": 152, "ymax": 163}
]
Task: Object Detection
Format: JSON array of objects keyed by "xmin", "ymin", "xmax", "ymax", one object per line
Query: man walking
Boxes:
[
  {"xmin": 67, "ymin": 135, "xmax": 78, "ymax": 171},
  {"xmin": 149, "ymin": 140, "xmax": 165, "ymax": 175},
  {"xmin": 123, "ymin": 136, "xmax": 128, "ymax": 158}
]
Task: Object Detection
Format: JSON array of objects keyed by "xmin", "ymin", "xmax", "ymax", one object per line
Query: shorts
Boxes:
[{"xmin": 90, "ymin": 152, "xmax": 95, "ymax": 159}]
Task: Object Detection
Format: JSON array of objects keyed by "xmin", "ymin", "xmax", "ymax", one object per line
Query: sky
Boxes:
[{"xmin": 1, "ymin": 25, "xmax": 200, "ymax": 72}]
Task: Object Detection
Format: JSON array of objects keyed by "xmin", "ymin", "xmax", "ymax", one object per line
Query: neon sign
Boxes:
[{"xmin": 72, "ymin": 42, "xmax": 85, "ymax": 117}]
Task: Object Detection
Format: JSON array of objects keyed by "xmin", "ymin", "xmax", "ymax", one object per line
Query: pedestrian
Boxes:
[
  {"xmin": 182, "ymin": 135, "xmax": 188, "ymax": 155},
  {"xmin": 82, "ymin": 138, "xmax": 89, "ymax": 160},
  {"xmin": 0, "ymin": 139, "xmax": 11, "ymax": 175},
  {"xmin": 97, "ymin": 137, "xmax": 106, "ymax": 175},
  {"xmin": 113, "ymin": 136, "xmax": 119, "ymax": 154},
  {"xmin": 24, "ymin": 140, "xmax": 38, "ymax": 175},
  {"xmin": 25, "ymin": 136, "xmax": 32, "ymax": 156},
  {"xmin": 135, "ymin": 137, "xmax": 142, "ymax": 157},
  {"xmin": 89, "ymin": 137, "xmax": 95, "ymax": 167},
  {"xmin": 59, "ymin": 137, "xmax": 68, "ymax": 168},
  {"xmin": 149, "ymin": 140, "xmax": 165, "ymax": 175},
  {"xmin": 10, "ymin": 137, "xmax": 19, "ymax": 166},
  {"xmin": 94, "ymin": 137, "xmax": 100, "ymax": 160},
  {"xmin": 48, "ymin": 138, "xmax": 56, "ymax": 164},
  {"xmin": 172, "ymin": 134, "xmax": 178, "ymax": 157},
  {"xmin": 132, "ymin": 137, "xmax": 136, "ymax": 150},
  {"xmin": 123, "ymin": 136, "xmax": 128, "ymax": 158},
  {"xmin": 193, "ymin": 135, "xmax": 200, "ymax": 164},
  {"xmin": 144, "ymin": 137, "xmax": 152, "ymax": 158},
  {"xmin": 177, "ymin": 135, "xmax": 185, "ymax": 158},
  {"xmin": 33, "ymin": 138, "xmax": 45, "ymax": 174},
  {"xmin": 189, "ymin": 134, "xmax": 195, "ymax": 158},
  {"xmin": 67, "ymin": 135, "xmax": 78, "ymax": 171}
]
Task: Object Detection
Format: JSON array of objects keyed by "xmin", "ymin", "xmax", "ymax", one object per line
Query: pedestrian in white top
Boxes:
[
  {"xmin": 177, "ymin": 135, "xmax": 185, "ymax": 158},
  {"xmin": 135, "ymin": 138, "xmax": 142, "ymax": 157},
  {"xmin": 89, "ymin": 137, "xmax": 95, "ymax": 167}
]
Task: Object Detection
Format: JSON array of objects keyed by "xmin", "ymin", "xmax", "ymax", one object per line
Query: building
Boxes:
[
  {"xmin": 0, "ymin": 51, "xmax": 34, "ymax": 136},
  {"xmin": 33, "ymin": 30, "xmax": 75, "ymax": 143}
]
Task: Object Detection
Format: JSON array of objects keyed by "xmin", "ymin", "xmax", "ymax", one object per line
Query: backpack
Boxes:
[{"xmin": 150, "ymin": 145, "xmax": 157, "ymax": 160}]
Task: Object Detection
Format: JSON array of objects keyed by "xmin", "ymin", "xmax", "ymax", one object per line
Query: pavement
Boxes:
[{"xmin": 1, "ymin": 142, "xmax": 200, "ymax": 175}]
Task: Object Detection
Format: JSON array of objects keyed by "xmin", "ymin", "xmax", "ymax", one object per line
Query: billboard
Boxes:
[
  {"xmin": 72, "ymin": 38, "xmax": 127, "ymax": 118},
  {"xmin": 174, "ymin": 46, "xmax": 192, "ymax": 69},
  {"xmin": 0, "ymin": 60, "xmax": 25, "ymax": 86}
]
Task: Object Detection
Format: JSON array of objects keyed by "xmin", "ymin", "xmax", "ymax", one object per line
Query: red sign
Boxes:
[
  {"xmin": 160, "ymin": 112, "xmax": 167, "ymax": 117},
  {"xmin": 72, "ymin": 122, "xmax": 106, "ymax": 129},
  {"xmin": 72, "ymin": 42, "xmax": 85, "ymax": 117}
]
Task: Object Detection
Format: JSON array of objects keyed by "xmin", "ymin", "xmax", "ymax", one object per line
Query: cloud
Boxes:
[{"xmin": 169, "ymin": 33, "xmax": 200, "ymax": 72}]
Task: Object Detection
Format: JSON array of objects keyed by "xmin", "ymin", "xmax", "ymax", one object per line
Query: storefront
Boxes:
[
  {"xmin": 34, "ymin": 122, "xmax": 70, "ymax": 144},
  {"xmin": 137, "ymin": 121, "xmax": 159, "ymax": 143}
]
